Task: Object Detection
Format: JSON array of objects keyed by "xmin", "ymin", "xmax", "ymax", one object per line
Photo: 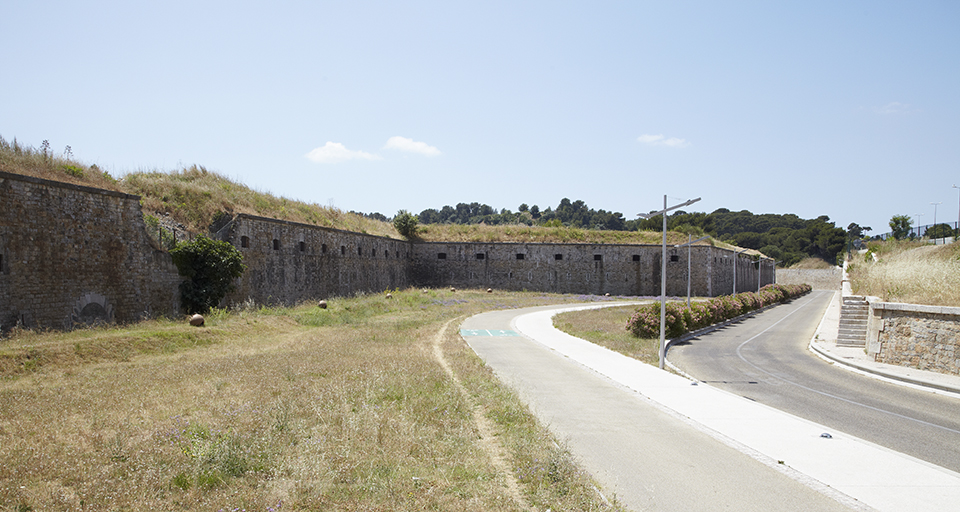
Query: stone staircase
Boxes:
[{"xmin": 838, "ymin": 295, "xmax": 869, "ymax": 347}]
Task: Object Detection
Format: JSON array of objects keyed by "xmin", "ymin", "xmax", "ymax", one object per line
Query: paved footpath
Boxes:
[{"xmin": 461, "ymin": 302, "xmax": 960, "ymax": 512}]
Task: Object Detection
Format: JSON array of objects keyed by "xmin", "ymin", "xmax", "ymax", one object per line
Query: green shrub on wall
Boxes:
[
  {"xmin": 393, "ymin": 210, "xmax": 419, "ymax": 239},
  {"xmin": 626, "ymin": 284, "xmax": 811, "ymax": 339},
  {"xmin": 170, "ymin": 236, "xmax": 246, "ymax": 314}
]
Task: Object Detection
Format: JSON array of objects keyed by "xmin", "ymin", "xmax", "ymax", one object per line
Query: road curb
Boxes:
[{"xmin": 809, "ymin": 341, "xmax": 960, "ymax": 395}]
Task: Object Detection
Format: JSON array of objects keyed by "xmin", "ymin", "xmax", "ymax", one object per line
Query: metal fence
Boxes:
[{"xmin": 876, "ymin": 220, "xmax": 959, "ymax": 243}]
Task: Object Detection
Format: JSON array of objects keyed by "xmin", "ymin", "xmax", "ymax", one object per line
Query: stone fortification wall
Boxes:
[
  {"xmin": 867, "ymin": 302, "xmax": 960, "ymax": 376},
  {"xmin": 216, "ymin": 214, "xmax": 412, "ymax": 305},
  {"xmin": 2, "ymin": 171, "xmax": 780, "ymax": 333},
  {"xmin": 0, "ymin": 171, "xmax": 180, "ymax": 331},
  {"xmin": 410, "ymin": 242, "xmax": 773, "ymax": 297},
  {"xmin": 776, "ymin": 268, "xmax": 842, "ymax": 290}
]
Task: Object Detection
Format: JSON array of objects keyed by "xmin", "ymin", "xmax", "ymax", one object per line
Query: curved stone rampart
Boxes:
[{"xmin": 2, "ymin": 171, "xmax": 776, "ymax": 331}]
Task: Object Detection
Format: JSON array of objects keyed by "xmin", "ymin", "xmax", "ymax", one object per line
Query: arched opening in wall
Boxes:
[
  {"xmin": 358, "ymin": 247, "xmax": 362, "ymax": 256},
  {"xmin": 516, "ymin": 254, "xmax": 524, "ymax": 260},
  {"xmin": 632, "ymin": 255, "xmax": 641, "ymax": 261},
  {"xmin": 555, "ymin": 254, "xmax": 563, "ymax": 260},
  {"xmin": 322, "ymin": 244, "xmax": 328, "ymax": 254},
  {"xmin": 438, "ymin": 253, "xmax": 447, "ymax": 259},
  {"xmin": 70, "ymin": 292, "xmax": 115, "ymax": 328},
  {"xmin": 241, "ymin": 236, "xmax": 249, "ymax": 248},
  {"xmin": 476, "ymin": 253, "xmax": 485, "ymax": 260},
  {"xmin": 372, "ymin": 249, "xmax": 376, "ymax": 257},
  {"xmin": 341, "ymin": 246, "xmax": 346, "ymax": 256},
  {"xmin": 670, "ymin": 255, "xmax": 679, "ymax": 262},
  {"xmin": 384, "ymin": 250, "xmax": 389, "ymax": 259},
  {"xmin": 299, "ymin": 241, "xmax": 306, "ymax": 252},
  {"xmin": 594, "ymin": 254, "xmax": 602, "ymax": 261},
  {"xmin": 273, "ymin": 239, "xmax": 280, "ymax": 250}
]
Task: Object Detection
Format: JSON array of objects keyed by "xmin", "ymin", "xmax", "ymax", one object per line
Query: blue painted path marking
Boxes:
[{"xmin": 460, "ymin": 329, "xmax": 519, "ymax": 337}]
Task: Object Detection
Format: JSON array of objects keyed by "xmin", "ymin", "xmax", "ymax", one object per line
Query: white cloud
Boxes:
[
  {"xmin": 383, "ymin": 136, "xmax": 441, "ymax": 156},
  {"xmin": 637, "ymin": 134, "xmax": 690, "ymax": 148},
  {"xmin": 874, "ymin": 102, "xmax": 914, "ymax": 115},
  {"xmin": 305, "ymin": 142, "xmax": 382, "ymax": 164}
]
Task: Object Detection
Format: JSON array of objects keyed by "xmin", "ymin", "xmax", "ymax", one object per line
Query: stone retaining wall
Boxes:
[{"xmin": 866, "ymin": 301, "xmax": 960, "ymax": 376}]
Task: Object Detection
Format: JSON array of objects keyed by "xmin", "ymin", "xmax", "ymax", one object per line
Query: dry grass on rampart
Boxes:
[
  {"xmin": 123, "ymin": 166, "xmax": 398, "ymax": 238},
  {"xmin": 0, "ymin": 289, "xmax": 626, "ymax": 511},
  {"xmin": 848, "ymin": 241, "xmax": 960, "ymax": 307},
  {"xmin": 1, "ymin": 135, "xmax": 726, "ymax": 247},
  {"xmin": 0, "ymin": 136, "xmax": 397, "ymax": 238},
  {"xmin": 416, "ymin": 222, "xmax": 704, "ymax": 245},
  {"xmin": 0, "ymin": 136, "xmax": 125, "ymax": 192}
]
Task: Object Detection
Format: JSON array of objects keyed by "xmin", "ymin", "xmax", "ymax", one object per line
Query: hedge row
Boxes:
[{"xmin": 626, "ymin": 283, "xmax": 812, "ymax": 339}]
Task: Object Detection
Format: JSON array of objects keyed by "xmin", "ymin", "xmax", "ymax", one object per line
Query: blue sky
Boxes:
[{"xmin": 3, "ymin": 1, "xmax": 958, "ymax": 235}]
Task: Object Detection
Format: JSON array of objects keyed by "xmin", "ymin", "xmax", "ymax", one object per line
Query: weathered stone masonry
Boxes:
[
  {"xmin": 410, "ymin": 242, "xmax": 772, "ymax": 296},
  {"xmin": 866, "ymin": 302, "xmax": 960, "ymax": 377},
  {"xmin": 2, "ymin": 172, "xmax": 775, "ymax": 331},
  {"xmin": 215, "ymin": 214, "xmax": 412, "ymax": 306},
  {"xmin": 0, "ymin": 171, "xmax": 180, "ymax": 330}
]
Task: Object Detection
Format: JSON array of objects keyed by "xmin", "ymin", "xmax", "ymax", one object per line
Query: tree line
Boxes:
[{"xmin": 359, "ymin": 198, "xmax": 857, "ymax": 266}]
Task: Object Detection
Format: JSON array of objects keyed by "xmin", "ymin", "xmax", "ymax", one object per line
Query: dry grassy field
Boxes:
[
  {"xmin": 553, "ymin": 306, "xmax": 660, "ymax": 366},
  {"xmin": 848, "ymin": 241, "xmax": 960, "ymax": 307},
  {"xmin": 0, "ymin": 289, "xmax": 628, "ymax": 511}
]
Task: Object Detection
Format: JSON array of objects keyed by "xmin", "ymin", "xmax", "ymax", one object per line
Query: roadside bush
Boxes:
[
  {"xmin": 626, "ymin": 303, "xmax": 660, "ymax": 338},
  {"xmin": 626, "ymin": 301, "xmax": 690, "ymax": 339},
  {"xmin": 687, "ymin": 301, "xmax": 714, "ymax": 330},
  {"xmin": 663, "ymin": 302, "xmax": 688, "ymax": 338},
  {"xmin": 738, "ymin": 291, "xmax": 762, "ymax": 312},
  {"xmin": 625, "ymin": 283, "xmax": 811, "ymax": 339},
  {"xmin": 715, "ymin": 295, "xmax": 742, "ymax": 318},
  {"xmin": 170, "ymin": 235, "xmax": 246, "ymax": 314}
]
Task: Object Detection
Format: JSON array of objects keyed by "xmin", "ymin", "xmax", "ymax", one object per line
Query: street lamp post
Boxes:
[
  {"xmin": 638, "ymin": 195, "xmax": 701, "ymax": 370},
  {"xmin": 732, "ymin": 248, "xmax": 748, "ymax": 295},
  {"xmin": 758, "ymin": 258, "xmax": 766, "ymax": 293},
  {"xmin": 953, "ymin": 185, "xmax": 960, "ymax": 242},
  {"xmin": 914, "ymin": 213, "xmax": 924, "ymax": 239},
  {"xmin": 932, "ymin": 202, "xmax": 942, "ymax": 243},
  {"xmin": 675, "ymin": 234, "xmax": 710, "ymax": 308}
]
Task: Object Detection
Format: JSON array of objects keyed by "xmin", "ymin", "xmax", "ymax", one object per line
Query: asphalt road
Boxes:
[{"xmin": 667, "ymin": 290, "xmax": 960, "ymax": 473}]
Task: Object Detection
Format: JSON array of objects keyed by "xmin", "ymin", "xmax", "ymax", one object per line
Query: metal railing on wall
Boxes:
[{"xmin": 144, "ymin": 222, "xmax": 194, "ymax": 251}]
